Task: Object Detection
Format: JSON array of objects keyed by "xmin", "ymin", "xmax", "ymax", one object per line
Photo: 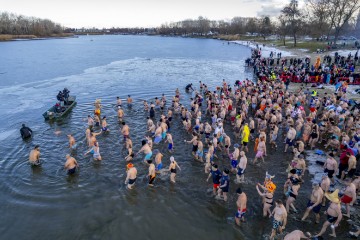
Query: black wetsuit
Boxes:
[{"xmin": 20, "ymin": 126, "xmax": 32, "ymax": 139}]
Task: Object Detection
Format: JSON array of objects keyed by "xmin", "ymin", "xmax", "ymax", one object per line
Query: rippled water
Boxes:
[{"xmin": 0, "ymin": 36, "xmax": 346, "ymax": 240}]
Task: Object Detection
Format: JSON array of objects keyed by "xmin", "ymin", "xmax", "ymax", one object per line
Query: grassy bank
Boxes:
[
  {"xmin": 211, "ymin": 34, "xmax": 360, "ymax": 54},
  {"xmin": 0, "ymin": 33, "xmax": 75, "ymax": 41}
]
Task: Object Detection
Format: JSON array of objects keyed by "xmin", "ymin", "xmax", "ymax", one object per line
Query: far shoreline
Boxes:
[{"xmin": 0, "ymin": 33, "xmax": 77, "ymax": 42}]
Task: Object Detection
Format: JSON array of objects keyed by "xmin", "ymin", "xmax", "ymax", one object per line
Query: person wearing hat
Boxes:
[
  {"xmin": 168, "ymin": 156, "xmax": 181, "ymax": 183},
  {"xmin": 125, "ymin": 163, "xmax": 137, "ymax": 190},
  {"xmin": 20, "ymin": 124, "xmax": 33, "ymax": 139},
  {"xmin": 323, "ymin": 152, "xmax": 338, "ymax": 184},
  {"xmin": 301, "ymin": 182, "xmax": 324, "ymax": 223},
  {"xmin": 256, "ymin": 183, "xmax": 274, "ymax": 217},
  {"xmin": 216, "ymin": 169, "xmax": 230, "ymax": 201},
  {"xmin": 314, "ymin": 189, "xmax": 342, "ymax": 238},
  {"xmin": 29, "ymin": 145, "xmax": 41, "ymax": 165},
  {"xmin": 235, "ymin": 188, "xmax": 247, "ymax": 226},
  {"xmin": 270, "ymin": 199, "xmax": 287, "ymax": 240},
  {"xmin": 206, "ymin": 164, "xmax": 222, "ymax": 195}
]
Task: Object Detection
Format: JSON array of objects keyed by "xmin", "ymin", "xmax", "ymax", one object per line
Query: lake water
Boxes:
[{"xmin": 0, "ymin": 35, "xmax": 335, "ymax": 240}]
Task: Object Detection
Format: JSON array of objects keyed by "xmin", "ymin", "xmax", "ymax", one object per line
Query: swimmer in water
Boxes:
[
  {"xmin": 29, "ymin": 145, "xmax": 41, "ymax": 165},
  {"xmin": 64, "ymin": 154, "xmax": 78, "ymax": 175}
]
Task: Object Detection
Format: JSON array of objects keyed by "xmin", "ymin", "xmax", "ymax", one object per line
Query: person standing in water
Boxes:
[
  {"xmin": 235, "ymin": 188, "xmax": 247, "ymax": 226},
  {"xmin": 236, "ymin": 151, "xmax": 247, "ymax": 183},
  {"xmin": 127, "ymin": 95, "xmax": 133, "ymax": 107},
  {"xmin": 125, "ymin": 163, "xmax": 137, "ymax": 190},
  {"xmin": 207, "ymin": 164, "xmax": 222, "ymax": 195},
  {"xmin": 314, "ymin": 189, "xmax": 342, "ymax": 238},
  {"xmin": 270, "ymin": 200, "xmax": 287, "ymax": 240},
  {"xmin": 169, "ymin": 156, "xmax": 181, "ymax": 183},
  {"xmin": 121, "ymin": 122, "xmax": 130, "ymax": 141},
  {"xmin": 147, "ymin": 159, "xmax": 156, "ymax": 187},
  {"xmin": 20, "ymin": 124, "xmax": 32, "ymax": 139},
  {"xmin": 301, "ymin": 182, "xmax": 324, "ymax": 223},
  {"xmin": 67, "ymin": 134, "xmax": 77, "ymax": 150},
  {"xmin": 29, "ymin": 145, "xmax": 40, "ymax": 165},
  {"xmin": 64, "ymin": 154, "xmax": 78, "ymax": 175},
  {"xmin": 217, "ymin": 168, "xmax": 230, "ymax": 201},
  {"xmin": 137, "ymin": 140, "xmax": 152, "ymax": 162}
]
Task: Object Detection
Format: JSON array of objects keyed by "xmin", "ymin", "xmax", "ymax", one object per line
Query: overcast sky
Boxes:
[{"xmin": 1, "ymin": 0, "xmax": 291, "ymax": 28}]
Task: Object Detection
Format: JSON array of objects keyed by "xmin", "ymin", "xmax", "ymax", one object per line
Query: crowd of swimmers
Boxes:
[{"xmin": 27, "ymin": 53, "xmax": 360, "ymax": 239}]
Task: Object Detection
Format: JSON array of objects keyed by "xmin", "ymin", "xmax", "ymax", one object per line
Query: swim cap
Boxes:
[
  {"xmin": 224, "ymin": 168, "xmax": 230, "ymax": 174},
  {"xmin": 153, "ymin": 149, "xmax": 159, "ymax": 155},
  {"xmin": 170, "ymin": 156, "xmax": 175, "ymax": 162},
  {"xmin": 127, "ymin": 163, "xmax": 134, "ymax": 168},
  {"xmin": 213, "ymin": 164, "xmax": 218, "ymax": 169},
  {"xmin": 236, "ymin": 188, "xmax": 242, "ymax": 194},
  {"xmin": 234, "ymin": 144, "xmax": 240, "ymax": 148}
]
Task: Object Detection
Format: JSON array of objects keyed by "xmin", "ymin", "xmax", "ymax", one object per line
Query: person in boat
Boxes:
[
  {"xmin": 29, "ymin": 145, "xmax": 40, "ymax": 165},
  {"xmin": 185, "ymin": 83, "xmax": 194, "ymax": 91},
  {"xmin": 57, "ymin": 91, "xmax": 64, "ymax": 107},
  {"xmin": 55, "ymin": 102, "xmax": 61, "ymax": 113},
  {"xmin": 62, "ymin": 88, "xmax": 70, "ymax": 104},
  {"xmin": 20, "ymin": 124, "xmax": 32, "ymax": 139}
]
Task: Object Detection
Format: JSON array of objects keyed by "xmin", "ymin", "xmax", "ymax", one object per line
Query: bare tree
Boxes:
[
  {"xmin": 259, "ymin": 16, "xmax": 273, "ymax": 40},
  {"xmin": 327, "ymin": 0, "xmax": 360, "ymax": 42},
  {"xmin": 281, "ymin": 0, "xmax": 303, "ymax": 47}
]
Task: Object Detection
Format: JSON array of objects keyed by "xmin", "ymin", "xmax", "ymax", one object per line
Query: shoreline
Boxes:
[{"xmin": 0, "ymin": 33, "xmax": 77, "ymax": 42}]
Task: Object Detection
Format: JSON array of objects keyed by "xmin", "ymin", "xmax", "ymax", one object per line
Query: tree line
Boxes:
[
  {"xmin": 158, "ymin": 0, "xmax": 360, "ymax": 46},
  {"xmin": 0, "ymin": 12, "xmax": 64, "ymax": 36}
]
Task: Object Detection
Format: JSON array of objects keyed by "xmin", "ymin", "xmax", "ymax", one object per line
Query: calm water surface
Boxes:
[{"xmin": 0, "ymin": 35, "xmax": 323, "ymax": 240}]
